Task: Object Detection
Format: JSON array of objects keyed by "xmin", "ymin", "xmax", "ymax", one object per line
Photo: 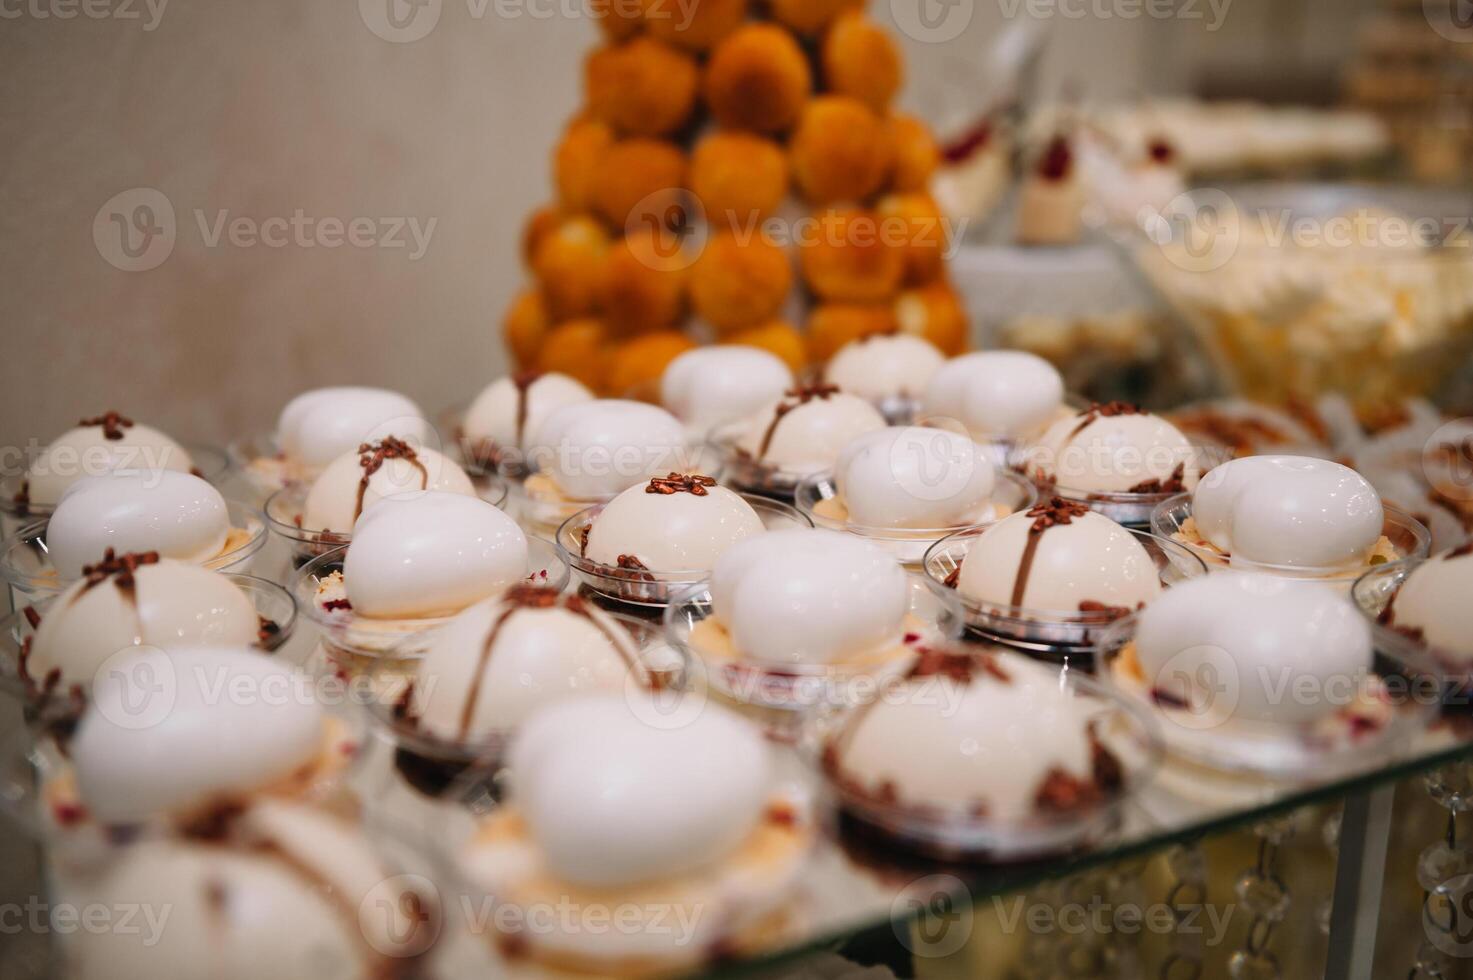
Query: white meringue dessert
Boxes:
[
  {"xmin": 823, "ymin": 647, "xmax": 1130, "ymax": 854},
  {"xmin": 24, "ymin": 557, "xmax": 265, "ymax": 696},
  {"xmin": 257, "ymin": 386, "xmax": 430, "ymax": 485},
  {"xmin": 301, "ymin": 436, "xmax": 475, "ymax": 533},
  {"xmin": 462, "ymin": 371, "xmax": 594, "ymax": 468},
  {"xmin": 921, "ymin": 351, "xmax": 1065, "ymax": 441},
  {"xmin": 580, "ymin": 473, "xmax": 764, "ymax": 573},
  {"xmin": 825, "ymin": 427, "xmax": 1000, "ymax": 530},
  {"xmin": 823, "ymin": 334, "xmax": 945, "ymax": 406},
  {"xmin": 1117, "ymin": 574, "xmax": 1388, "ymax": 758},
  {"xmin": 21, "ymin": 411, "xmax": 195, "ymax": 510},
  {"xmin": 696, "ymin": 528, "xmax": 915, "ymax": 670},
  {"xmin": 405, "ymin": 585, "xmax": 656, "ymax": 741},
  {"xmin": 660, "ymin": 346, "xmax": 795, "ymax": 436},
  {"xmin": 1027, "ymin": 403, "xmax": 1202, "ymax": 495},
  {"xmin": 526, "ymin": 399, "xmax": 689, "ymax": 502},
  {"xmin": 45, "ymin": 471, "xmax": 250, "ymax": 580},
  {"xmin": 954, "ymin": 498, "xmax": 1161, "ymax": 615},
  {"xmin": 1183, "ymin": 456, "xmax": 1391, "ymax": 571},
  {"xmin": 730, "ymin": 384, "xmax": 886, "ymax": 477},
  {"xmin": 1378, "ymin": 544, "xmax": 1473, "ymax": 661},
  {"xmin": 462, "ymin": 695, "xmax": 810, "ymax": 974},
  {"xmin": 333, "ymin": 491, "xmax": 530, "ymax": 620},
  {"xmin": 59, "ymin": 801, "xmax": 436, "ymax": 980}
]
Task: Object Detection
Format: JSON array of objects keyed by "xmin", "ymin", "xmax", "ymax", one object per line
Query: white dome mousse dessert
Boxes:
[
  {"xmin": 922, "ymin": 351, "xmax": 1065, "ymax": 442},
  {"xmin": 579, "ymin": 473, "xmax": 765, "ymax": 573},
  {"xmin": 1027, "ymin": 402, "xmax": 1201, "ymax": 496},
  {"xmin": 825, "ymin": 427, "xmax": 999, "ymax": 529},
  {"xmin": 403, "ymin": 585, "xmax": 661, "ymax": 741},
  {"xmin": 697, "ymin": 528, "xmax": 916, "ymax": 670},
  {"xmin": 314, "ymin": 491, "xmax": 529, "ymax": 621},
  {"xmin": 1116, "ymin": 574, "xmax": 1387, "ymax": 753},
  {"xmin": 1181, "ymin": 456, "xmax": 1393, "ymax": 572},
  {"xmin": 730, "ymin": 383, "xmax": 886, "ymax": 478},
  {"xmin": 952, "ymin": 498, "xmax": 1161, "ymax": 618},
  {"xmin": 660, "ymin": 346, "xmax": 794, "ymax": 437},
  {"xmin": 45, "ymin": 471, "xmax": 252, "ymax": 580},
  {"xmin": 22, "ymin": 554, "xmax": 269, "ymax": 702},
  {"xmin": 525, "ymin": 399, "xmax": 689, "ymax": 504},
  {"xmin": 822, "ymin": 647, "xmax": 1128, "ymax": 856},
  {"xmin": 260, "ymin": 386, "xmax": 431, "ymax": 486},
  {"xmin": 1376, "ymin": 543, "xmax": 1473, "ymax": 662},
  {"xmin": 462, "ymin": 695, "xmax": 811, "ymax": 974},
  {"xmin": 19, "ymin": 410, "xmax": 196, "ymax": 512},
  {"xmin": 823, "ymin": 334, "xmax": 945, "ymax": 408},
  {"xmin": 301, "ymin": 436, "xmax": 475, "ymax": 533},
  {"xmin": 462, "ymin": 371, "xmax": 593, "ymax": 470}
]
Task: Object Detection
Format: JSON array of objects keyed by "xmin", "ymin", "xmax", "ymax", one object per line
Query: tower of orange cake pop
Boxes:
[{"xmin": 503, "ymin": 2, "xmax": 970, "ymax": 398}]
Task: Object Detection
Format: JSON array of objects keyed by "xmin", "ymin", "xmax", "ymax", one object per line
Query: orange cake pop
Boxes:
[
  {"xmin": 641, "ymin": 0, "xmax": 746, "ymax": 51},
  {"xmin": 607, "ymin": 330, "xmax": 699, "ymax": 399},
  {"xmin": 895, "ymin": 281, "xmax": 968, "ymax": 355},
  {"xmin": 502, "ymin": 289, "xmax": 550, "ymax": 369},
  {"xmin": 886, "ymin": 114, "xmax": 940, "ymax": 193},
  {"xmin": 590, "ymin": 138, "xmax": 687, "ymax": 230},
  {"xmin": 769, "ymin": 0, "xmax": 865, "ymax": 36},
  {"xmin": 521, "ymin": 205, "xmax": 561, "ymax": 269},
  {"xmin": 531, "ymin": 215, "xmax": 611, "ymax": 321},
  {"xmin": 727, "ymin": 320, "xmax": 808, "ymax": 374},
  {"xmin": 589, "ymin": 0, "xmax": 643, "ymax": 40},
  {"xmin": 538, "ymin": 319, "xmax": 611, "ymax": 391},
  {"xmin": 704, "ymin": 24, "xmax": 813, "ymax": 134},
  {"xmin": 876, "ymin": 192, "xmax": 949, "ymax": 286},
  {"xmin": 689, "ymin": 132, "xmax": 789, "ymax": 230},
  {"xmin": 596, "ymin": 228, "xmax": 687, "ymax": 335},
  {"xmin": 689, "ymin": 230, "xmax": 793, "ymax": 332},
  {"xmin": 584, "ymin": 37, "xmax": 699, "ymax": 138},
  {"xmin": 555, "ymin": 117, "xmax": 615, "ymax": 212},
  {"xmin": 821, "ymin": 14, "xmax": 902, "ymax": 113},
  {"xmin": 790, "ymin": 96, "xmax": 895, "ymax": 204},
  {"xmin": 799, "ymin": 208, "xmax": 904, "ymax": 303}
]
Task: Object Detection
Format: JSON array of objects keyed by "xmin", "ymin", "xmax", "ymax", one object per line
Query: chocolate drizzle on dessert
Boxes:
[
  {"xmin": 78, "ymin": 549, "xmax": 160, "ymax": 600},
  {"xmin": 453, "ymin": 586, "xmax": 650, "ymax": 741},
  {"xmin": 353, "ymin": 437, "xmax": 427, "ymax": 524},
  {"xmin": 754, "ymin": 383, "xmax": 840, "ymax": 461},
  {"xmin": 511, "ymin": 370, "xmax": 541, "ymax": 448},
  {"xmin": 1010, "ymin": 498, "xmax": 1090, "ymax": 608},
  {"xmin": 78, "ymin": 410, "xmax": 134, "ymax": 441},
  {"xmin": 1126, "ymin": 463, "xmax": 1186, "ymax": 495},
  {"xmin": 646, "ymin": 473, "xmax": 717, "ymax": 496}
]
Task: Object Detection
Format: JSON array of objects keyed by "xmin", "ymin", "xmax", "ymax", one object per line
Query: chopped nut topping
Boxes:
[
  {"xmin": 81, "ymin": 549, "xmax": 160, "ymax": 591},
  {"xmin": 78, "ymin": 410, "xmax": 134, "ymax": 440},
  {"xmin": 646, "ymin": 473, "xmax": 717, "ymax": 496}
]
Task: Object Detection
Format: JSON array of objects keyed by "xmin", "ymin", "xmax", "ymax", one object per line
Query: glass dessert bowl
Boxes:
[
  {"xmin": 557, "ymin": 475, "xmax": 808, "ymax": 609},
  {"xmin": 1020, "ymin": 401, "xmax": 1228, "ymax": 526},
  {"xmin": 0, "ymin": 471, "xmax": 266, "ymax": 599},
  {"xmin": 1096, "ymin": 573, "xmax": 1435, "ymax": 784},
  {"xmin": 708, "ymin": 382, "xmax": 886, "ymax": 499},
  {"xmin": 1353, "ymin": 543, "xmax": 1473, "ymax": 690},
  {"xmin": 229, "ymin": 385, "xmax": 433, "ymax": 499},
  {"xmin": 1152, "ymin": 455, "xmax": 1432, "ymax": 586},
  {"xmin": 795, "ymin": 425, "xmax": 1038, "ymax": 566},
  {"xmin": 263, "ymin": 435, "xmax": 507, "ymax": 567},
  {"xmin": 665, "ymin": 528, "xmax": 963, "ymax": 719},
  {"xmin": 294, "ymin": 492, "xmax": 567, "ymax": 676},
  {"xmin": 364, "ymin": 583, "xmax": 690, "ymax": 798},
  {"xmin": 925, "ymin": 497, "xmax": 1208, "ymax": 654},
  {"xmin": 446, "ymin": 694, "xmax": 815, "ymax": 977},
  {"xmin": 802, "ymin": 644, "xmax": 1161, "ymax": 862}
]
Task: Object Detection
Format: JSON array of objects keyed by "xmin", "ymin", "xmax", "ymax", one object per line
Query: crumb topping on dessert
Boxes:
[
  {"xmin": 79, "ymin": 549, "xmax": 160, "ymax": 595},
  {"xmin": 353, "ymin": 436, "xmax": 427, "ymax": 523},
  {"xmin": 78, "ymin": 410, "xmax": 134, "ymax": 441},
  {"xmin": 907, "ymin": 646, "xmax": 1012, "ymax": 684},
  {"xmin": 646, "ymin": 473, "xmax": 717, "ymax": 496},
  {"xmin": 1125, "ymin": 462, "xmax": 1187, "ymax": 495}
]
